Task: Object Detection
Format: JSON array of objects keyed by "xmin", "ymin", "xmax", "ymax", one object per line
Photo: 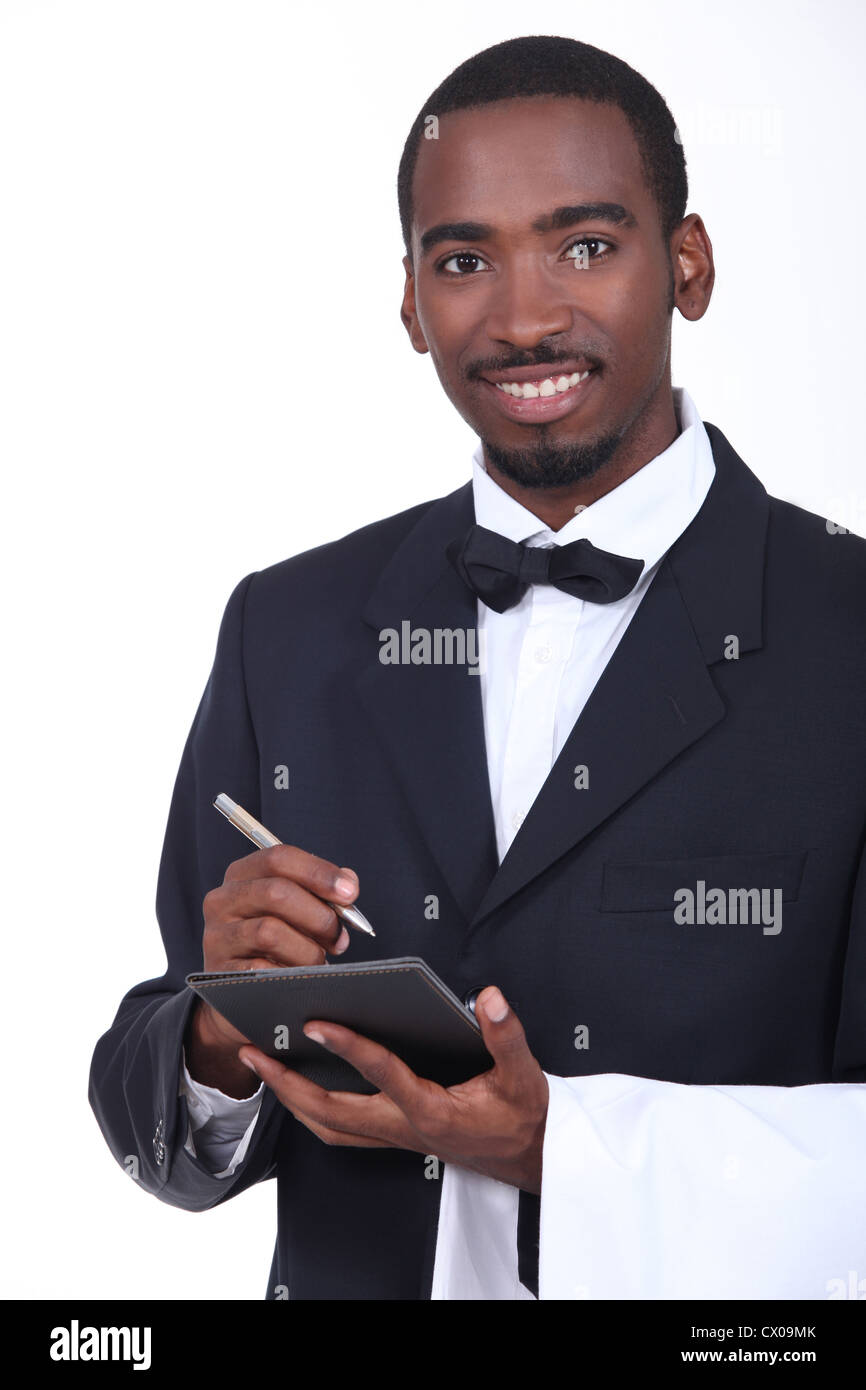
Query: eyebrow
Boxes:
[{"xmin": 419, "ymin": 202, "xmax": 637, "ymax": 257}]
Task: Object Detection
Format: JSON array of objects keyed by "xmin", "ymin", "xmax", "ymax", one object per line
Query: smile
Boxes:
[
  {"xmin": 493, "ymin": 369, "xmax": 592, "ymax": 399},
  {"xmin": 479, "ymin": 367, "xmax": 599, "ymax": 423}
]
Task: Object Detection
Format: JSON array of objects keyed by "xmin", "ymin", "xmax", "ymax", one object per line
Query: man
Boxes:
[{"xmin": 89, "ymin": 34, "xmax": 866, "ymax": 1300}]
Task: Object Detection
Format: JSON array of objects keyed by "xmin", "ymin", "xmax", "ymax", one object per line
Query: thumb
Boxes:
[{"xmin": 475, "ymin": 986, "xmax": 538, "ymax": 1093}]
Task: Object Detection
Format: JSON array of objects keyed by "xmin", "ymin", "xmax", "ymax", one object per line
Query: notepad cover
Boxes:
[{"xmin": 186, "ymin": 956, "xmax": 492, "ymax": 1093}]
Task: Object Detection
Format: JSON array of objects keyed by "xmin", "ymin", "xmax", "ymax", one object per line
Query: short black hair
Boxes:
[{"xmin": 397, "ymin": 34, "xmax": 688, "ymax": 257}]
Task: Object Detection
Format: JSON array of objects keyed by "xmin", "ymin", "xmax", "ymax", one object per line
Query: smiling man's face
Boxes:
[{"xmin": 401, "ymin": 95, "xmax": 713, "ymax": 526}]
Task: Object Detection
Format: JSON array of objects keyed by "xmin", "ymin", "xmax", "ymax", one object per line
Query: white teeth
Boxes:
[{"xmin": 495, "ymin": 368, "xmax": 592, "ymax": 399}]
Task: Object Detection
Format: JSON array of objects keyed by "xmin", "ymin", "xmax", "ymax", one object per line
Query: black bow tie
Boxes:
[{"xmin": 446, "ymin": 523, "xmax": 644, "ymax": 614}]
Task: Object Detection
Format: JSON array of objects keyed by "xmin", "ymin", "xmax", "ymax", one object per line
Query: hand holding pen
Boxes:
[
  {"xmin": 186, "ymin": 795, "xmax": 375, "ymax": 1095},
  {"xmin": 213, "ymin": 794, "xmax": 375, "ymax": 938}
]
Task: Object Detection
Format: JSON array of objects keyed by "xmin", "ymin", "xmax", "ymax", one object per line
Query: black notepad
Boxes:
[{"xmin": 186, "ymin": 956, "xmax": 492, "ymax": 1094}]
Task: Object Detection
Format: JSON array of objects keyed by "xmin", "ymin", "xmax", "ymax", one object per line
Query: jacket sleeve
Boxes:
[{"xmin": 88, "ymin": 572, "xmax": 284, "ymax": 1211}]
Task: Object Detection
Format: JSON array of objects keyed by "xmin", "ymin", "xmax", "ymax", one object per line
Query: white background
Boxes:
[{"xmin": 2, "ymin": 0, "xmax": 864, "ymax": 1299}]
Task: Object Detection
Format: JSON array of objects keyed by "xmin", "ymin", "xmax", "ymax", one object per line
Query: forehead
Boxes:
[{"xmin": 411, "ymin": 96, "xmax": 649, "ymax": 238}]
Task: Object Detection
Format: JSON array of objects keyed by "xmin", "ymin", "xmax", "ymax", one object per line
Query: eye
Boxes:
[
  {"xmin": 438, "ymin": 251, "xmax": 490, "ymax": 276},
  {"xmin": 564, "ymin": 237, "xmax": 613, "ymax": 265}
]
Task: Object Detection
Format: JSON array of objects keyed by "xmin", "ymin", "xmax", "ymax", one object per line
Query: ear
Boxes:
[
  {"xmin": 400, "ymin": 254, "xmax": 429, "ymax": 354},
  {"xmin": 670, "ymin": 214, "xmax": 715, "ymax": 322}
]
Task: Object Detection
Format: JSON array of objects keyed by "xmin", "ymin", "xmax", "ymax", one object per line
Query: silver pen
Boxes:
[{"xmin": 213, "ymin": 792, "xmax": 375, "ymax": 936}]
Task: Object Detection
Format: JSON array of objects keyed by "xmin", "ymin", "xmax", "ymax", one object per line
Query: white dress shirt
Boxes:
[
  {"xmin": 181, "ymin": 388, "xmax": 866, "ymax": 1299},
  {"xmin": 471, "ymin": 384, "xmax": 714, "ymax": 863}
]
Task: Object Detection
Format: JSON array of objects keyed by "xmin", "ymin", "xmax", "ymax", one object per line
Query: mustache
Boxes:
[{"xmin": 465, "ymin": 349, "xmax": 603, "ymax": 379}]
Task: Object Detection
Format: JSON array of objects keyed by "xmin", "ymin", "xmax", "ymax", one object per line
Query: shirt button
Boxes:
[
  {"xmin": 511, "ymin": 810, "xmax": 525, "ymax": 830},
  {"xmin": 534, "ymin": 644, "xmax": 552, "ymax": 663}
]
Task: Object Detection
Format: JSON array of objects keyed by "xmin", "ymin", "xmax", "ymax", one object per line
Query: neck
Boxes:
[{"xmin": 482, "ymin": 387, "xmax": 679, "ymax": 532}]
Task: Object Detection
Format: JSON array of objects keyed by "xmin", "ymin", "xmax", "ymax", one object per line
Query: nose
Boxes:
[{"xmin": 484, "ymin": 255, "xmax": 574, "ymax": 348}]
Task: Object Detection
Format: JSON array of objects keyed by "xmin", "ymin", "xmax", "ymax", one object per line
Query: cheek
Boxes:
[
  {"xmin": 606, "ymin": 287, "xmax": 670, "ymax": 367},
  {"xmin": 422, "ymin": 338, "xmax": 466, "ymax": 405},
  {"xmin": 417, "ymin": 281, "xmax": 482, "ymax": 359},
  {"xmin": 600, "ymin": 251, "xmax": 669, "ymax": 321}
]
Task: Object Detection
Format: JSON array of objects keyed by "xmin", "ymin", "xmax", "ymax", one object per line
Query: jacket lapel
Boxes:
[
  {"xmin": 355, "ymin": 483, "xmax": 501, "ymax": 926},
  {"xmin": 471, "ymin": 554, "xmax": 725, "ymax": 925},
  {"xmin": 355, "ymin": 423, "xmax": 770, "ymax": 931}
]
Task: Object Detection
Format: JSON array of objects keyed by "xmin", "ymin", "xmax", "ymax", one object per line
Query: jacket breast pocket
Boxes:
[{"xmin": 600, "ymin": 850, "xmax": 808, "ymax": 913}]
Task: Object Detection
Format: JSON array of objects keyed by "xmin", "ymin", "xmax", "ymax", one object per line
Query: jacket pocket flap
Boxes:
[{"xmin": 600, "ymin": 850, "xmax": 808, "ymax": 912}]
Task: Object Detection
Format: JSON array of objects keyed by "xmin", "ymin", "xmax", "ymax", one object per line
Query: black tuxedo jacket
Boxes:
[{"xmin": 89, "ymin": 422, "xmax": 866, "ymax": 1299}]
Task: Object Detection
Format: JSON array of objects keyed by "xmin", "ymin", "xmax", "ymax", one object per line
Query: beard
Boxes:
[{"xmin": 482, "ymin": 421, "xmax": 626, "ymax": 491}]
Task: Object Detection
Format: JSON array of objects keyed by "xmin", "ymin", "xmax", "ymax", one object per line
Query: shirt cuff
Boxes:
[{"xmin": 179, "ymin": 1047, "xmax": 265, "ymax": 1179}]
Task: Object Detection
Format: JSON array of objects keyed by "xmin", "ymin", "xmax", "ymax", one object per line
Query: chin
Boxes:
[{"xmin": 482, "ymin": 426, "xmax": 624, "ymax": 491}]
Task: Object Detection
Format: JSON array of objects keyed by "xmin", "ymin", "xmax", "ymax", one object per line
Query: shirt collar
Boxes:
[{"xmin": 470, "ymin": 387, "xmax": 716, "ymax": 574}]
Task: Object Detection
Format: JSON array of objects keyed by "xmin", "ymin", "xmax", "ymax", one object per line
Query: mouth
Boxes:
[{"xmin": 478, "ymin": 365, "xmax": 600, "ymax": 424}]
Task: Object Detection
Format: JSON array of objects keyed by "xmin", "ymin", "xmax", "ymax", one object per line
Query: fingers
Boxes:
[
  {"xmin": 224, "ymin": 844, "xmax": 359, "ymax": 906},
  {"xmin": 220, "ymin": 875, "xmax": 342, "ymax": 943},
  {"xmin": 203, "ymin": 892, "xmax": 339, "ymax": 968},
  {"xmin": 310, "ymin": 1023, "xmax": 433, "ymax": 1110},
  {"xmin": 202, "ymin": 848, "xmax": 361, "ymax": 969},
  {"xmin": 239, "ymin": 1045, "xmax": 412, "ymax": 1145},
  {"xmin": 221, "ymin": 919, "xmax": 330, "ymax": 969},
  {"xmin": 295, "ymin": 1023, "xmax": 450, "ymax": 1142},
  {"xmin": 472, "ymin": 987, "xmax": 540, "ymax": 1097}
]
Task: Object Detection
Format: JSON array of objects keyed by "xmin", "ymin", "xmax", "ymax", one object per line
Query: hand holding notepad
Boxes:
[{"xmin": 189, "ymin": 796, "xmax": 491, "ymax": 1092}]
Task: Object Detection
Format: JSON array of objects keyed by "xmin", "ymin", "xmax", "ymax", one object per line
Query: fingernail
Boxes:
[
  {"xmin": 335, "ymin": 875, "xmax": 357, "ymax": 898},
  {"xmin": 240, "ymin": 1055, "xmax": 259, "ymax": 1075},
  {"xmin": 305, "ymin": 1027, "xmax": 327, "ymax": 1046},
  {"xmin": 333, "ymin": 927, "xmax": 350, "ymax": 954},
  {"xmin": 483, "ymin": 987, "xmax": 509, "ymax": 1023}
]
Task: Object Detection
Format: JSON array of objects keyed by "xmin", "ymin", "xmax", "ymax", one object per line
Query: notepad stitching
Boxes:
[{"xmin": 191, "ymin": 966, "xmax": 479, "ymax": 1031}]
